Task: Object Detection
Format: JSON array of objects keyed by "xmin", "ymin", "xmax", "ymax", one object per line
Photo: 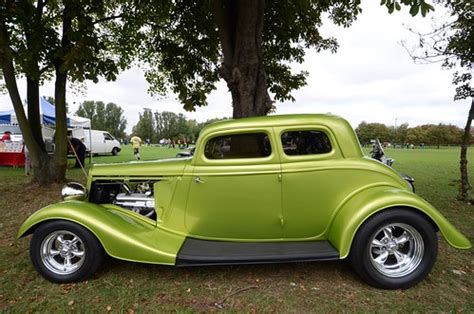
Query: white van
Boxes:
[{"xmin": 72, "ymin": 129, "xmax": 121, "ymax": 155}]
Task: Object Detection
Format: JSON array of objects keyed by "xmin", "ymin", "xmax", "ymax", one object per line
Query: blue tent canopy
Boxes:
[
  {"xmin": 0, "ymin": 98, "xmax": 90, "ymax": 128},
  {"xmin": 39, "ymin": 97, "xmax": 71, "ymax": 127},
  {"xmin": 0, "ymin": 109, "xmax": 14, "ymax": 124}
]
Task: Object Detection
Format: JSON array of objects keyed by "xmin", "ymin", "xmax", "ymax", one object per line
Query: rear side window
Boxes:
[
  {"xmin": 281, "ymin": 130, "xmax": 332, "ymax": 156},
  {"xmin": 205, "ymin": 133, "xmax": 271, "ymax": 159}
]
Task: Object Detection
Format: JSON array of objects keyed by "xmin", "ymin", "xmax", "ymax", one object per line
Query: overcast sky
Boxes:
[{"xmin": 0, "ymin": 2, "xmax": 471, "ymax": 132}]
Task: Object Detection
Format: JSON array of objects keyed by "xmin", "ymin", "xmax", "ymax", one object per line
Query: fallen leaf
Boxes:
[
  {"xmin": 68, "ymin": 300, "xmax": 74, "ymax": 306},
  {"xmin": 106, "ymin": 304, "xmax": 112, "ymax": 311},
  {"xmin": 452, "ymin": 269, "xmax": 466, "ymax": 275}
]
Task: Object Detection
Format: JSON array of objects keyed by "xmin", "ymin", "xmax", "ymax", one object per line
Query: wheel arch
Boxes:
[
  {"xmin": 17, "ymin": 201, "xmax": 185, "ymax": 265},
  {"xmin": 328, "ymin": 186, "xmax": 472, "ymax": 259}
]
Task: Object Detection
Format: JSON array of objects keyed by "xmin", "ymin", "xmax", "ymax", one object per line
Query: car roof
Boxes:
[
  {"xmin": 198, "ymin": 114, "xmax": 363, "ymax": 158},
  {"xmin": 202, "ymin": 114, "xmax": 347, "ymax": 131}
]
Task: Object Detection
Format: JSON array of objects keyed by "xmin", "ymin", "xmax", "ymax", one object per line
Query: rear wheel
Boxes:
[
  {"xmin": 349, "ymin": 208, "xmax": 437, "ymax": 289},
  {"xmin": 30, "ymin": 221, "xmax": 104, "ymax": 283}
]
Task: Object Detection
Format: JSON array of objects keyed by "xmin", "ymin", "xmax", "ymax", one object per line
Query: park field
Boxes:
[{"xmin": 0, "ymin": 145, "xmax": 472, "ymax": 311}]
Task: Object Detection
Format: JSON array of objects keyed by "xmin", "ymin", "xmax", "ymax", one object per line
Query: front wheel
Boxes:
[
  {"xmin": 349, "ymin": 208, "xmax": 438, "ymax": 289},
  {"xmin": 111, "ymin": 147, "xmax": 119, "ymax": 155},
  {"xmin": 30, "ymin": 221, "xmax": 104, "ymax": 283}
]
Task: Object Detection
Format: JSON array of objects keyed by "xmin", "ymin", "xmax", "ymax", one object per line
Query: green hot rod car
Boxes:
[{"xmin": 18, "ymin": 114, "xmax": 471, "ymax": 289}]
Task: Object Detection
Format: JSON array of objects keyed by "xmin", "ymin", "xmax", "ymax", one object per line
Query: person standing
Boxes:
[
  {"xmin": 1, "ymin": 131, "xmax": 11, "ymax": 142},
  {"xmin": 130, "ymin": 134, "xmax": 142, "ymax": 160},
  {"xmin": 69, "ymin": 137, "xmax": 86, "ymax": 168}
]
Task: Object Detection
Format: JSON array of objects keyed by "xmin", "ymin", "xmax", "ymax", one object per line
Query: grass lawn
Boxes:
[{"xmin": 0, "ymin": 146, "xmax": 472, "ymax": 311}]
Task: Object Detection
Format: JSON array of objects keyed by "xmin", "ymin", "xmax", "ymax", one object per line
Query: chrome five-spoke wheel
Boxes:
[
  {"xmin": 369, "ymin": 223, "xmax": 424, "ymax": 278},
  {"xmin": 30, "ymin": 221, "xmax": 104, "ymax": 283},
  {"xmin": 40, "ymin": 230, "xmax": 86, "ymax": 275},
  {"xmin": 350, "ymin": 208, "xmax": 438, "ymax": 289}
]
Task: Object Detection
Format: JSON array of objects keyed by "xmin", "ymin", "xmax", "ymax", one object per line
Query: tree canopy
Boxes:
[
  {"xmin": 76, "ymin": 100, "xmax": 127, "ymax": 139},
  {"xmin": 137, "ymin": 0, "xmax": 434, "ymax": 117},
  {"xmin": 356, "ymin": 121, "xmax": 465, "ymax": 147}
]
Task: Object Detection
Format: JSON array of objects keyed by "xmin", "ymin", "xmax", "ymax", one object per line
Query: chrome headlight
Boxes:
[{"xmin": 61, "ymin": 182, "xmax": 86, "ymax": 201}]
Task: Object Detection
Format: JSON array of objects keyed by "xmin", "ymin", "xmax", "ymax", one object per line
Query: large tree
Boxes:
[
  {"xmin": 139, "ymin": 0, "xmax": 432, "ymax": 118},
  {"xmin": 0, "ymin": 1, "xmax": 135, "ymax": 184},
  {"xmin": 405, "ymin": 0, "xmax": 473, "ymax": 201}
]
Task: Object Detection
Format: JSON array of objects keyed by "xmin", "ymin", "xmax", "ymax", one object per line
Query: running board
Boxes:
[{"xmin": 176, "ymin": 238, "xmax": 339, "ymax": 266}]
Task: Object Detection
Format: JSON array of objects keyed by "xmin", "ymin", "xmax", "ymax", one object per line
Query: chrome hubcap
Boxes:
[
  {"xmin": 40, "ymin": 230, "xmax": 86, "ymax": 275},
  {"xmin": 369, "ymin": 223, "xmax": 424, "ymax": 278}
]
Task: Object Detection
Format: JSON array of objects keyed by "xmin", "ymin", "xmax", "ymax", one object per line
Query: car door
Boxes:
[
  {"xmin": 276, "ymin": 126, "xmax": 345, "ymax": 239},
  {"xmin": 185, "ymin": 129, "xmax": 282, "ymax": 240}
]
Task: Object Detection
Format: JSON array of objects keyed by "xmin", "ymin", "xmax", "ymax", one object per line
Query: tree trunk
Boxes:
[
  {"xmin": 212, "ymin": 0, "xmax": 273, "ymax": 118},
  {"xmin": 26, "ymin": 78, "xmax": 46, "ymax": 151},
  {"xmin": 52, "ymin": 69, "xmax": 68, "ymax": 182},
  {"xmin": 459, "ymin": 98, "xmax": 474, "ymax": 202}
]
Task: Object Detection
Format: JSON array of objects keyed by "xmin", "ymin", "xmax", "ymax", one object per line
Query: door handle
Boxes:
[{"xmin": 194, "ymin": 176, "xmax": 205, "ymax": 184}]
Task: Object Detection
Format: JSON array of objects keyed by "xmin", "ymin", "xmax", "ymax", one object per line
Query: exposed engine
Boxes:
[{"xmin": 89, "ymin": 180, "xmax": 157, "ymax": 219}]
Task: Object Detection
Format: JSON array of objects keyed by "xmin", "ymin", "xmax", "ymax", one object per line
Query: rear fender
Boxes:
[
  {"xmin": 17, "ymin": 201, "xmax": 185, "ymax": 265},
  {"xmin": 328, "ymin": 186, "xmax": 472, "ymax": 259}
]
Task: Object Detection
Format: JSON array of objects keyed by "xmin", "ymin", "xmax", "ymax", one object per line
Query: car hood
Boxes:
[{"xmin": 90, "ymin": 158, "xmax": 189, "ymax": 178}]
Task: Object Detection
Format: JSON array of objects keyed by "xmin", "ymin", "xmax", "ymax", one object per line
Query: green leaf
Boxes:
[
  {"xmin": 388, "ymin": 3, "xmax": 395, "ymax": 14},
  {"xmin": 395, "ymin": 2, "xmax": 401, "ymax": 11},
  {"xmin": 409, "ymin": 4, "xmax": 420, "ymax": 16}
]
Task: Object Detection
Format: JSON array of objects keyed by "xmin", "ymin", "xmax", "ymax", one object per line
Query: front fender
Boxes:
[
  {"xmin": 17, "ymin": 201, "xmax": 185, "ymax": 265},
  {"xmin": 328, "ymin": 186, "xmax": 472, "ymax": 259}
]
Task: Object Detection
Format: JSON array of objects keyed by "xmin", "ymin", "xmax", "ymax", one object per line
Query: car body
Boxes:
[{"xmin": 18, "ymin": 114, "xmax": 471, "ymax": 288}]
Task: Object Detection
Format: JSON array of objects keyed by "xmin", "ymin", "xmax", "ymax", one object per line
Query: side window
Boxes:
[
  {"xmin": 205, "ymin": 133, "xmax": 271, "ymax": 159},
  {"xmin": 103, "ymin": 133, "xmax": 113, "ymax": 141},
  {"xmin": 281, "ymin": 130, "xmax": 332, "ymax": 156}
]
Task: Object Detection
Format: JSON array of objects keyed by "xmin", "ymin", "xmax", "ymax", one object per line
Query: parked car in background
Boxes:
[
  {"xmin": 71, "ymin": 129, "xmax": 121, "ymax": 156},
  {"xmin": 18, "ymin": 114, "xmax": 471, "ymax": 289}
]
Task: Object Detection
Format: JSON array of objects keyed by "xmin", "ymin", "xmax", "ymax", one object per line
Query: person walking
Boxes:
[{"xmin": 130, "ymin": 134, "xmax": 142, "ymax": 160}]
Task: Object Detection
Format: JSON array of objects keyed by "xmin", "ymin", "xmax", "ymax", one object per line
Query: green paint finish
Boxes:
[
  {"xmin": 186, "ymin": 165, "xmax": 282, "ymax": 239},
  {"xmin": 328, "ymin": 186, "xmax": 472, "ymax": 258},
  {"xmin": 17, "ymin": 201, "xmax": 185, "ymax": 264},
  {"xmin": 18, "ymin": 114, "xmax": 471, "ymax": 266},
  {"xmin": 90, "ymin": 158, "xmax": 190, "ymax": 177}
]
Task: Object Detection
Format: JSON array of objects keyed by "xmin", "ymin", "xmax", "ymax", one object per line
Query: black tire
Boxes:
[
  {"xmin": 111, "ymin": 147, "xmax": 119, "ymax": 156},
  {"xmin": 30, "ymin": 220, "xmax": 104, "ymax": 283},
  {"xmin": 349, "ymin": 208, "xmax": 438, "ymax": 289}
]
